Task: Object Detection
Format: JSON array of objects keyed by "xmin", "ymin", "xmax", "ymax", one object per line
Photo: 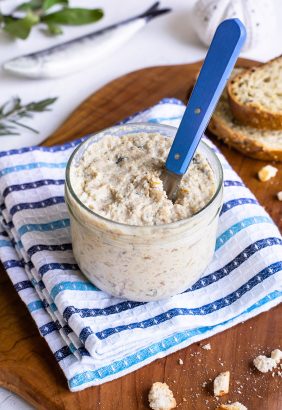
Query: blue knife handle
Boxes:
[{"xmin": 165, "ymin": 18, "xmax": 246, "ymax": 175}]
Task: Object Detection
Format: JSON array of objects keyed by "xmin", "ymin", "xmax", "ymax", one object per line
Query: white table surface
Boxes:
[{"xmin": 0, "ymin": 0, "xmax": 282, "ymax": 408}]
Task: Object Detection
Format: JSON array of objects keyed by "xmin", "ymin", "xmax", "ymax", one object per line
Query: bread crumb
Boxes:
[
  {"xmin": 178, "ymin": 358, "xmax": 184, "ymax": 365},
  {"xmin": 202, "ymin": 343, "xmax": 211, "ymax": 350},
  {"xmin": 258, "ymin": 165, "xmax": 278, "ymax": 181},
  {"xmin": 216, "ymin": 402, "xmax": 247, "ymax": 410},
  {"xmin": 213, "ymin": 371, "xmax": 230, "ymax": 396},
  {"xmin": 253, "ymin": 355, "xmax": 276, "ymax": 373},
  {"xmin": 277, "ymin": 191, "xmax": 282, "ymax": 201},
  {"xmin": 271, "ymin": 348, "xmax": 282, "ymax": 363},
  {"xmin": 148, "ymin": 382, "xmax": 176, "ymax": 410}
]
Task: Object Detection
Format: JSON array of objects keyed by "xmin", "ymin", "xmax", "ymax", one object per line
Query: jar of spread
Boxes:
[{"xmin": 65, "ymin": 123, "xmax": 223, "ymax": 301}]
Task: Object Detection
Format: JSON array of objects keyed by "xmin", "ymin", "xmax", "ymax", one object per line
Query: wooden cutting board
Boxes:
[{"xmin": 0, "ymin": 59, "xmax": 281, "ymax": 410}]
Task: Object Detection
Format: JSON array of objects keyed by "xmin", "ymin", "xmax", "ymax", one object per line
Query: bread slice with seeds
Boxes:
[
  {"xmin": 227, "ymin": 56, "xmax": 282, "ymax": 130},
  {"xmin": 208, "ymin": 68, "xmax": 282, "ymax": 161}
]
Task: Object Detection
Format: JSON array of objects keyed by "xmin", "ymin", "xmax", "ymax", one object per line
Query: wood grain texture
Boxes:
[{"xmin": 0, "ymin": 59, "xmax": 281, "ymax": 410}]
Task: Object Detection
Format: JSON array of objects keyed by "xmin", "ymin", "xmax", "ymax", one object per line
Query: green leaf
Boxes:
[
  {"xmin": 25, "ymin": 97, "xmax": 58, "ymax": 112},
  {"xmin": 16, "ymin": 0, "xmax": 43, "ymax": 12},
  {"xmin": 42, "ymin": 8, "xmax": 103, "ymax": 25},
  {"xmin": 43, "ymin": 0, "xmax": 68, "ymax": 11},
  {"xmin": 1, "ymin": 15, "xmax": 19, "ymax": 25},
  {"xmin": 45, "ymin": 21, "xmax": 63, "ymax": 35},
  {"xmin": 3, "ymin": 11, "xmax": 39, "ymax": 39},
  {"xmin": 0, "ymin": 97, "xmax": 21, "ymax": 118}
]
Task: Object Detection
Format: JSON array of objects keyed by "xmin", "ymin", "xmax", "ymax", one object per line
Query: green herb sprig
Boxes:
[
  {"xmin": 0, "ymin": 96, "xmax": 57, "ymax": 136},
  {"xmin": 0, "ymin": 0, "xmax": 103, "ymax": 39}
]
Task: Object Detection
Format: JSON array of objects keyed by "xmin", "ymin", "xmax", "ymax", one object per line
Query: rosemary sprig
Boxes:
[{"xmin": 0, "ymin": 96, "xmax": 57, "ymax": 136}]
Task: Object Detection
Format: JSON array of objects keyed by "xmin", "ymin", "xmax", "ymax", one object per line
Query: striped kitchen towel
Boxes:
[{"xmin": 0, "ymin": 98, "xmax": 281, "ymax": 391}]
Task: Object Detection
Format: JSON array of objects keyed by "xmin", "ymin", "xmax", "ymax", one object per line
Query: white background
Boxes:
[{"xmin": 0, "ymin": 0, "xmax": 282, "ymax": 408}]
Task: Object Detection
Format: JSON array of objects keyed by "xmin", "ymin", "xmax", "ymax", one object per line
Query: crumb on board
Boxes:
[
  {"xmin": 214, "ymin": 371, "xmax": 230, "ymax": 397},
  {"xmin": 254, "ymin": 349, "xmax": 282, "ymax": 373},
  {"xmin": 202, "ymin": 343, "xmax": 212, "ymax": 350},
  {"xmin": 257, "ymin": 165, "xmax": 278, "ymax": 181},
  {"xmin": 271, "ymin": 349, "xmax": 282, "ymax": 363},
  {"xmin": 253, "ymin": 355, "xmax": 276, "ymax": 373},
  {"xmin": 277, "ymin": 191, "xmax": 282, "ymax": 201},
  {"xmin": 148, "ymin": 382, "xmax": 176, "ymax": 410},
  {"xmin": 178, "ymin": 358, "xmax": 184, "ymax": 365}
]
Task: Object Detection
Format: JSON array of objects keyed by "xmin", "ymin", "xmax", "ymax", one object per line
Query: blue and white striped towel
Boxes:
[{"xmin": 0, "ymin": 98, "xmax": 281, "ymax": 391}]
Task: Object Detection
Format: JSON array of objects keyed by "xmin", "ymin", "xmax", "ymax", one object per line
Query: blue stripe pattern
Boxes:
[
  {"xmin": 50, "ymin": 281, "xmax": 99, "ymax": 300},
  {"xmin": 0, "ymin": 162, "xmax": 67, "ymax": 177},
  {"xmin": 78, "ymin": 347, "xmax": 91, "ymax": 357},
  {"xmin": 38, "ymin": 280, "xmax": 45, "ymax": 290},
  {"xmin": 79, "ymin": 327, "xmax": 94, "ymax": 344},
  {"xmin": 50, "ymin": 302, "xmax": 57, "ymax": 312},
  {"xmin": 63, "ymin": 300, "xmax": 144, "ymax": 321},
  {"xmin": 27, "ymin": 243, "xmax": 72, "ymax": 257},
  {"xmin": 69, "ymin": 290, "xmax": 281, "ymax": 388},
  {"xmin": 54, "ymin": 346, "xmax": 72, "ymax": 362},
  {"xmin": 38, "ymin": 262, "xmax": 78, "ymax": 277},
  {"xmin": 220, "ymin": 198, "xmax": 258, "ymax": 215},
  {"xmin": 3, "ymin": 179, "xmax": 65, "ymax": 198},
  {"xmin": 0, "ymin": 239, "xmax": 13, "ymax": 248},
  {"xmin": 10, "ymin": 196, "xmax": 65, "ymax": 216},
  {"xmin": 189, "ymin": 237, "xmax": 281, "ymax": 291},
  {"xmin": 215, "ymin": 216, "xmax": 273, "ymax": 250},
  {"xmin": 3, "ymin": 259, "xmax": 24, "ymax": 269},
  {"xmin": 61, "ymin": 238, "xmax": 281, "ymax": 325},
  {"xmin": 42, "ymin": 299, "xmax": 49, "ymax": 309},
  {"xmin": 41, "ymin": 220, "xmax": 280, "ymax": 301},
  {"xmin": 27, "ymin": 300, "xmax": 44, "ymax": 312},
  {"xmin": 63, "ymin": 324, "xmax": 73, "ymax": 335},
  {"xmin": 14, "ymin": 280, "xmax": 33, "ymax": 292},
  {"xmin": 95, "ymin": 261, "xmax": 281, "ymax": 341},
  {"xmin": 39, "ymin": 321, "xmax": 58, "ymax": 336},
  {"xmin": 18, "ymin": 218, "xmax": 70, "ymax": 236},
  {"xmin": 224, "ymin": 180, "xmax": 244, "ymax": 187}
]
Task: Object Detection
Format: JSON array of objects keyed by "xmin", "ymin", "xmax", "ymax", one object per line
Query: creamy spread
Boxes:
[
  {"xmin": 70, "ymin": 133, "xmax": 216, "ymax": 225},
  {"xmin": 66, "ymin": 125, "xmax": 223, "ymax": 301}
]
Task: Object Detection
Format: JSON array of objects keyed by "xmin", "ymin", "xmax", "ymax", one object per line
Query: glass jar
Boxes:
[{"xmin": 65, "ymin": 123, "xmax": 223, "ymax": 302}]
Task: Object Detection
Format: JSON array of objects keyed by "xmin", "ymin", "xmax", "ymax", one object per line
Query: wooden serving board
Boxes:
[{"xmin": 0, "ymin": 59, "xmax": 281, "ymax": 410}]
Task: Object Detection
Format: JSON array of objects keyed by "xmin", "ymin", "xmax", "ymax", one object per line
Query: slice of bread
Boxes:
[
  {"xmin": 208, "ymin": 68, "xmax": 282, "ymax": 161},
  {"xmin": 228, "ymin": 56, "xmax": 282, "ymax": 130}
]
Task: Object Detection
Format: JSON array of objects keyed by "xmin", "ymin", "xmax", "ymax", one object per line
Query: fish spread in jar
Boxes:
[{"xmin": 70, "ymin": 132, "xmax": 216, "ymax": 225}]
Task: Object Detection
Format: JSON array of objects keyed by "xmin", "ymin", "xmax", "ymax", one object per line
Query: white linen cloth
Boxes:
[{"xmin": 0, "ymin": 99, "xmax": 281, "ymax": 391}]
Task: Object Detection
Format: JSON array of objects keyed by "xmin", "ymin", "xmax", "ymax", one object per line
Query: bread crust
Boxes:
[
  {"xmin": 227, "ymin": 56, "xmax": 282, "ymax": 130},
  {"xmin": 208, "ymin": 114, "xmax": 282, "ymax": 162}
]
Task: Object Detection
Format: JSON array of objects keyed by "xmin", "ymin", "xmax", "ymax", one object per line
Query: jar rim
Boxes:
[{"xmin": 65, "ymin": 122, "xmax": 223, "ymax": 231}]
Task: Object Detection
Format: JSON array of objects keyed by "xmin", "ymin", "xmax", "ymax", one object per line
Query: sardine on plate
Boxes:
[{"xmin": 3, "ymin": 2, "xmax": 171, "ymax": 79}]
